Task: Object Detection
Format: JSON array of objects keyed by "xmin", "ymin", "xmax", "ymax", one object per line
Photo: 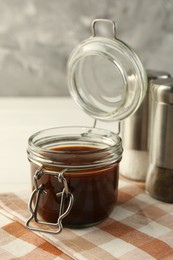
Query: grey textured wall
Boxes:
[{"xmin": 0, "ymin": 0, "xmax": 172, "ymax": 96}]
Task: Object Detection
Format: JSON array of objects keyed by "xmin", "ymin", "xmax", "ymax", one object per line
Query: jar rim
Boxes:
[{"xmin": 27, "ymin": 126, "xmax": 123, "ymax": 169}]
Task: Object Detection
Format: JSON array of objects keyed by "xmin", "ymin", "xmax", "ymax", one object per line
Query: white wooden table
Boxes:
[{"xmin": 0, "ymin": 97, "xmax": 117, "ymax": 193}]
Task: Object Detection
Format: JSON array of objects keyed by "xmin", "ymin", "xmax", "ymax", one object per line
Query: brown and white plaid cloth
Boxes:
[{"xmin": 0, "ymin": 178, "xmax": 173, "ymax": 259}]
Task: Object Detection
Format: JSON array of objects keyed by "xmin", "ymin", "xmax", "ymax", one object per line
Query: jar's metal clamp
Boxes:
[
  {"xmin": 26, "ymin": 166, "xmax": 74, "ymax": 234},
  {"xmin": 92, "ymin": 119, "xmax": 120, "ymax": 135},
  {"xmin": 92, "ymin": 18, "xmax": 117, "ymax": 38}
]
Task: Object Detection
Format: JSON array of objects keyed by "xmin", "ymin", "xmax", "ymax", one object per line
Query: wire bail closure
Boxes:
[
  {"xmin": 26, "ymin": 166, "xmax": 74, "ymax": 234},
  {"xmin": 92, "ymin": 18, "xmax": 117, "ymax": 38},
  {"xmin": 91, "ymin": 119, "xmax": 120, "ymax": 135}
]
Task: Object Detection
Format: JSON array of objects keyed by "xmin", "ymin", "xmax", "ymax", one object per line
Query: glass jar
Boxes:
[
  {"xmin": 26, "ymin": 127, "xmax": 123, "ymax": 233},
  {"xmin": 26, "ymin": 19, "xmax": 147, "ymax": 234}
]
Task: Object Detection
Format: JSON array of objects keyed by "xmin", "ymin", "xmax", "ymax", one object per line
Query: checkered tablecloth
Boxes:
[
  {"xmin": 0, "ymin": 178, "xmax": 173, "ymax": 259},
  {"xmin": 0, "ymin": 212, "xmax": 72, "ymax": 259}
]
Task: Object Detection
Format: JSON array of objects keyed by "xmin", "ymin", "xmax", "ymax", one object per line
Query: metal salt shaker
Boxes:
[
  {"xmin": 120, "ymin": 70, "xmax": 171, "ymax": 181},
  {"xmin": 146, "ymin": 78, "xmax": 173, "ymax": 202}
]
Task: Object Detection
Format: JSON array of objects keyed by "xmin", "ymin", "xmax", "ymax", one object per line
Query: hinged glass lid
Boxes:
[{"xmin": 67, "ymin": 19, "xmax": 147, "ymax": 121}]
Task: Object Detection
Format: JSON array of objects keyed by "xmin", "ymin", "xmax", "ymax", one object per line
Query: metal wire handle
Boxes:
[
  {"xmin": 92, "ymin": 18, "xmax": 117, "ymax": 38},
  {"xmin": 116, "ymin": 121, "xmax": 121, "ymax": 135},
  {"xmin": 26, "ymin": 166, "xmax": 74, "ymax": 234}
]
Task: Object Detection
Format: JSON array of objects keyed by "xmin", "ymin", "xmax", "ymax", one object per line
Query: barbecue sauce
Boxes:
[{"xmin": 30, "ymin": 146, "xmax": 119, "ymax": 227}]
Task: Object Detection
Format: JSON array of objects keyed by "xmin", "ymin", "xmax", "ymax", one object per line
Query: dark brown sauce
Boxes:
[{"xmin": 30, "ymin": 146, "xmax": 119, "ymax": 227}]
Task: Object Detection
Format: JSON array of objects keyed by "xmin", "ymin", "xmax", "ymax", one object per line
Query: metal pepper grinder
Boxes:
[
  {"xmin": 120, "ymin": 70, "xmax": 171, "ymax": 181},
  {"xmin": 146, "ymin": 78, "xmax": 173, "ymax": 202}
]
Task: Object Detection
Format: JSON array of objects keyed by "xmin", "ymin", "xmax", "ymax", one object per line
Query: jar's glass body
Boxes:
[
  {"xmin": 27, "ymin": 127, "xmax": 123, "ymax": 227},
  {"xmin": 26, "ymin": 20, "xmax": 147, "ymax": 233}
]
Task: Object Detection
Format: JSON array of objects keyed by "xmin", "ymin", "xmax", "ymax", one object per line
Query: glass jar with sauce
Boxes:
[
  {"xmin": 27, "ymin": 127, "xmax": 122, "ymax": 233},
  {"xmin": 26, "ymin": 19, "xmax": 147, "ymax": 234}
]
